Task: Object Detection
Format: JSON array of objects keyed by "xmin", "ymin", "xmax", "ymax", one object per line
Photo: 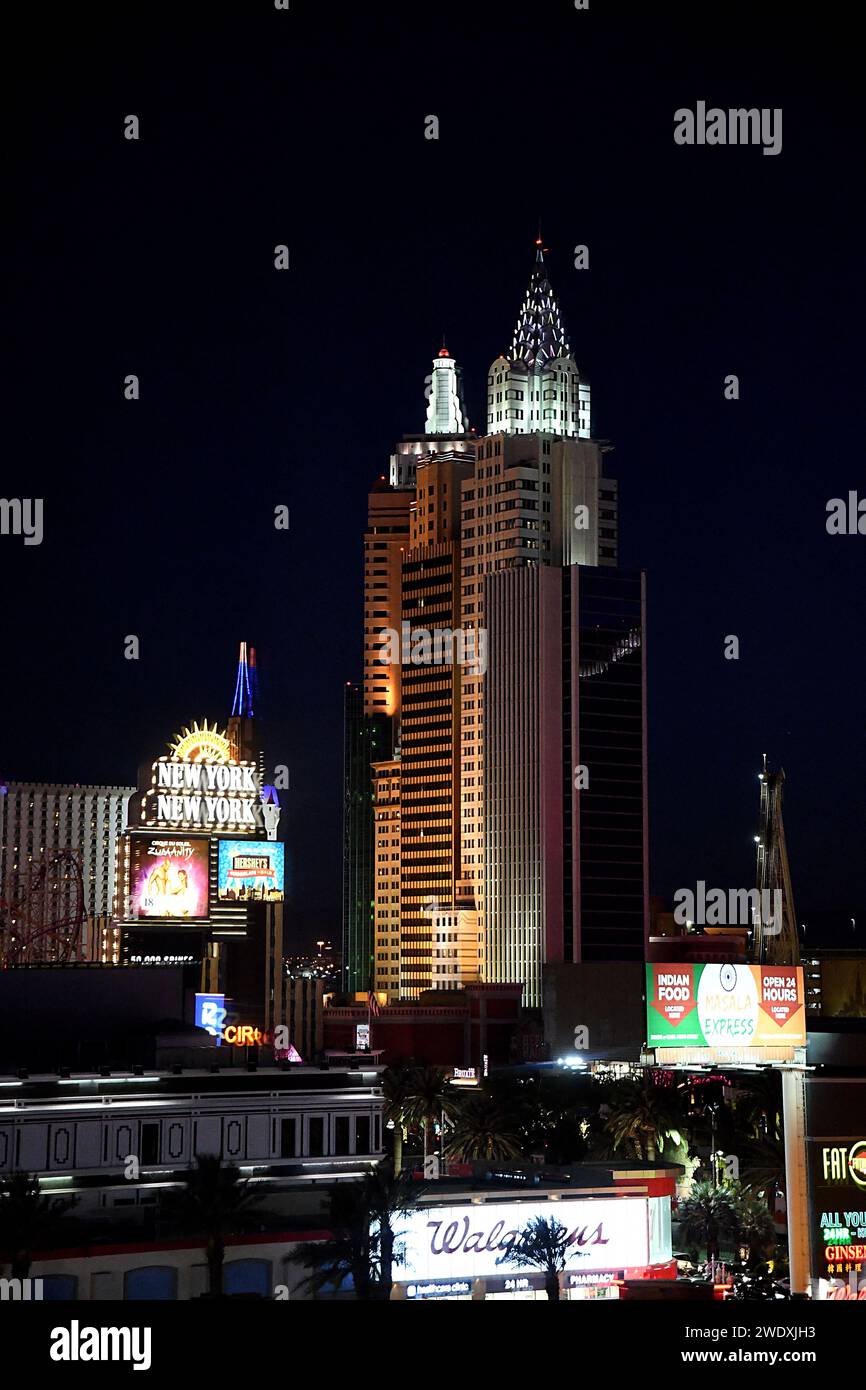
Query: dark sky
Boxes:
[{"xmin": 5, "ymin": 1, "xmax": 864, "ymax": 950}]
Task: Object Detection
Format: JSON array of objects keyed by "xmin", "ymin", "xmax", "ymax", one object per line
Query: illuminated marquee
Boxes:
[{"xmin": 139, "ymin": 721, "xmax": 264, "ymax": 835}]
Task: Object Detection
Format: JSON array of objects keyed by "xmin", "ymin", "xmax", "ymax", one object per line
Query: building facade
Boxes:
[
  {"xmin": 0, "ymin": 782, "xmax": 135, "ymax": 963},
  {"xmin": 341, "ymin": 681, "xmax": 389, "ymax": 994},
  {"xmin": 1, "ymin": 1063, "xmax": 384, "ymax": 1301}
]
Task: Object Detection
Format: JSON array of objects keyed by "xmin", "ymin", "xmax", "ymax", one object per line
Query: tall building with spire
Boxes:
[
  {"xmin": 459, "ymin": 241, "xmax": 645, "ymax": 1004},
  {"xmin": 345, "ymin": 238, "xmax": 647, "ymax": 1006}
]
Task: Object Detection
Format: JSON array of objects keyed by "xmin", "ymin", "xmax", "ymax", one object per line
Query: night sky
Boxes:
[{"xmin": 5, "ymin": 1, "xmax": 864, "ymax": 950}]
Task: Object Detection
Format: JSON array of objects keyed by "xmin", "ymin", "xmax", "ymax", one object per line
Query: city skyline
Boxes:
[
  {"xmin": 5, "ymin": 2, "xmax": 864, "ymax": 948},
  {"xmin": 1, "ymin": 0, "xmax": 862, "ymax": 1327}
]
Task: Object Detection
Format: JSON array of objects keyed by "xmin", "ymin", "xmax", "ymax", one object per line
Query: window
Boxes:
[
  {"xmin": 333, "ymin": 1115, "xmax": 350, "ymax": 1155},
  {"xmin": 280, "ymin": 1117, "xmax": 297, "ymax": 1158},
  {"xmin": 224, "ymin": 1260, "xmax": 272, "ymax": 1298},
  {"xmin": 124, "ymin": 1267, "xmax": 177, "ymax": 1301},
  {"xmin": 307, "ymin": 1116, "xmax": 325, "ymax": 1157},
  {"xmin": 141, "ymin": 1122, "xmax": 159, "ymax": 1165},
  {"xmin": 42, "ymin": 1275, "xmax": 78, "ymax": 1300}
]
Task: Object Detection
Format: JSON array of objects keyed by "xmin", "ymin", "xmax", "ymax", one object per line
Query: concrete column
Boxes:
[{"xmin": 781, "ymin": 1068, "xmax": 811, "ymax": 1295}]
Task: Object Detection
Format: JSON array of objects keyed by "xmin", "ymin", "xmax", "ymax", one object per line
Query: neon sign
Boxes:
[
  {"xmin": 136, "ymin": 722, "xmax": 274, "ymax": 837},
  {"xmin": 810, "ymin": 1141, "xmax": 866, "ymax": 1279},
  {"xmin": 222, "ymin": 1025, "xmax": 270, "ymax": 1047},
  {"xmin": 822, "ymin": 1142, "xmax": 866, "ymax": 1191},
  {"xmin": 170, "ymin": 721, "xmax": 233, "ymax": 763}
]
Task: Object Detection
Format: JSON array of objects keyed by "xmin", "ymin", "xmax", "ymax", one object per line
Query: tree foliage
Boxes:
[
  {"xmin": 167, "ymin": 1155, "xmax": 263, "ymax": 1297},
  {"xmin": 290, "ymin": 1161, "xmax": 425, "ymax": 1300},
  {"xmin": 0, "ymin": 1172, "xmax": 77, "ymax": 1280},
  {"xmin": 497, "ymin": 1215, "xmax": 572, "ymax": 1301}
]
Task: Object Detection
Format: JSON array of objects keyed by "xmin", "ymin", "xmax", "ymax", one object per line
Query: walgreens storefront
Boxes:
[{"xmin": 393, "ymin": 1166, "xmax": 679, "ymax": 1301}]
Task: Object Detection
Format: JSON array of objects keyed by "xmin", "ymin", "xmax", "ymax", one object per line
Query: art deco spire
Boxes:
[
  {"xmin": 231, "ymin": 641, "xmax": 256, "ymax": 719},
  {"xmin": 509, "ymin": 237, "xmax": 571, "ymax": 369}
]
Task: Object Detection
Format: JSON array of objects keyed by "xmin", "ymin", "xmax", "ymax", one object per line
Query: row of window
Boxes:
[{"xmin": 30, "ymin": 1258, "xmax": 278, "ymax": 1302}]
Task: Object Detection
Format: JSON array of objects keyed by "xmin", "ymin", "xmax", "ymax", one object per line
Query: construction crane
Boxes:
[
  {"xmin": 0, "ymin": 849, "xmax": 86, "ymax": 966},
  {"xmin": 752, "ymin": 755, "xmax": 800, "ymax": 966}
]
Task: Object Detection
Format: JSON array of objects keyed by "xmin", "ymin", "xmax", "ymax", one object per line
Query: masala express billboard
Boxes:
[{"xmin": 645, "ymin": 963, "xmax": 805, "ymax": 1048}]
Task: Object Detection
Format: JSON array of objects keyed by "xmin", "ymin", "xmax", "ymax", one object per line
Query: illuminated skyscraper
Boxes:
[
  {"xmin": 346, "ymin": 352, "xmax": 473, "ymax": 998},
  {"xmin": 347, "ymin": 240, "xmax": 647, "ymax": 1006}
]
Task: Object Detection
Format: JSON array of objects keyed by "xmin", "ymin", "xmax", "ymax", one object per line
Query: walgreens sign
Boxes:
[{"xmin": 393, "ymin": 1197, "xmax": 652, "ymax": 1282}]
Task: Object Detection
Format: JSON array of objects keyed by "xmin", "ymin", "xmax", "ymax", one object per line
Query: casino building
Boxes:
[
  {"xmin": 0, "ymin": 1061, "xmax": 385, "ymax": 1301},
  {"xmin": 113, "ymin": 643, "xmax": 288, "ymax": 1046}
]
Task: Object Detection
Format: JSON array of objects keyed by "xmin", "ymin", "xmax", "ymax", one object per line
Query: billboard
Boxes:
[
  {"xmin": 808, "ymin": 1141, "xmax": 866, "ymax": 1283},
  {"xmin": 645, "ymin": 964, "xmax": 805, "ymax": 1049},
  {"xmin": 217, "ymin": 840, "xmax": 285, "ymax": 902},
  {"xmin": 130, "ymin": 836, "xmax": 210, "ymax": 920},
  {"xmin": 392, "ymin": 1196, "xmax": 662, "ymax": 1283}
]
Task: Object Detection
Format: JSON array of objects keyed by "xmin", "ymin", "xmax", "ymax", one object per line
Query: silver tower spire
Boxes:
[{"xmin": 488, "ymin": 237, "xmax": 590, "ymax": 438}]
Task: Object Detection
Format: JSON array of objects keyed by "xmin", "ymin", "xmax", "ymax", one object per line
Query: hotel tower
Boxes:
[{"xmin": 343, "ymin": 240, "xmax": 648, "ymax": 1005}]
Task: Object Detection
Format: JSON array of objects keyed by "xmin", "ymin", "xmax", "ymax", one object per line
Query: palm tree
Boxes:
[
  {"xmin": 381, "ymin": 1065, "xmax": 413, "ymax": 1173},
  {"xmin": 603, "ymin": 1079, "xmax": 684, "ymax": 1161},
  {"xmin": 401, "ymin": 1066, "xmax": 455, "ymax": 1166},
  {"xmin": 290, "ymin": 1179, "xmax": 376, "ymax": 1300},
  {"xmin": 290, "ymin": 1161, "xmax": 424, "ymax": 1300},
  {"xmin": 494, "ymin": 1072, "xmax": 591, "ymax": 1163},
  {"xmin": 366, "ymin": 1161, "xmax": 424, "ymax": 1298},
  {"xmin": 497, "ymin": 1215, "xmax": 572, "ymax": 1301},
  {"xmin": 733, "ymin": 1077, "xmax": 785, "ymax": 1216},
  {"xmin": 169, "ymin": 1155, "xmax": 263, "ymax": 1297},
  {"xmin": 739, "ymin": 1133, "xmax": 786, "ymax": 1205},
  {"xmin": 0, "ymin": 1172, "xmax": 77, "ymax": 1279},
  {"xmin": 732, "ymin": 1072, "xmax": 782, "ymax": 1141},
  {"xmin": 444, "ymin": 1092, "xmax": 522, "ymax": 1162},
  {"xmin": 677, "ymin": 1179, "xmax": 737, "ymax": 1260},
  {"xmin": 725, "ymin": 1180, "xmax": 777, "ymax": 1267}
]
